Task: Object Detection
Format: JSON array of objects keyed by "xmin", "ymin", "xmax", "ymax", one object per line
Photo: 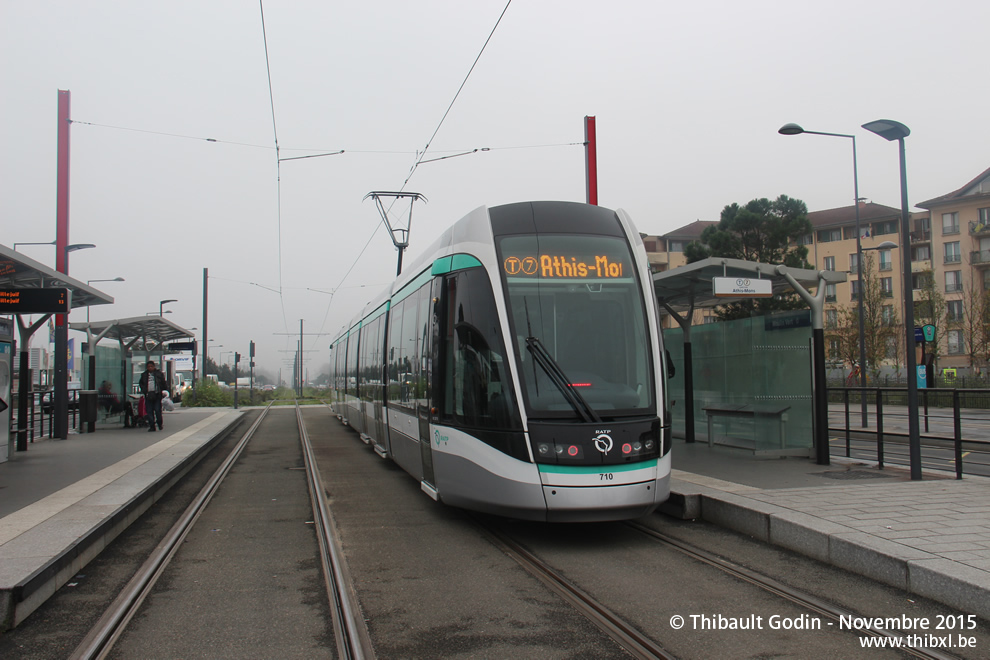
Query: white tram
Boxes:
[{"xmin": 329, "ymin": 201, "xmax": 670, "ymax": 522}]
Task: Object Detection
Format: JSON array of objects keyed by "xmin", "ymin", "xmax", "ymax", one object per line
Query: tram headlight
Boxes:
[{"xmin": 537, "ymin": 443, "xmax": 553, "ymax": 457}]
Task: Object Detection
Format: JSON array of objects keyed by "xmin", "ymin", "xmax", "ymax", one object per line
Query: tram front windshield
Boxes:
[{"xmin": 498, "ymin": 234, "xmax": 654, "ymax": 419}]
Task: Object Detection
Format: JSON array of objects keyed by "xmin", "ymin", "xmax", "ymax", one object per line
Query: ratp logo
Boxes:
[{"xmin": 593, "ymin": 431, "xmax": 613, "ymax": 454}]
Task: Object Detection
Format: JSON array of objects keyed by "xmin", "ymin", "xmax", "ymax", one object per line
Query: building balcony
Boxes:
[
  {"xmin": 879, "ymin": 261, "xmax": 893, "ymax": 271},
  {"xmin": 970, "ymin": 221, "xmax": 990, "ymax": 236},
  {"xmin": 825, "ymin": 294, "xmax": 837, "ymax": 303},
  {"xmin": 946, "ymin": 283, "xmax": 963, "ymax": 293},
  {"xmin": 944, "ymin": 254, "xmax": 962, "ymax": 265},
  {"xmin": 972, "ymin": 251, "xmax": 990, "ymax": 268},
  {"xmin": 881, "ymin": 290, "xmax": 894, "ymax": 298},
  {"xmin": 911, "ymin": 259, "xmax": 932, "ymax": 273},
  {"xmin": 910, "ymin": 229, "xmax": 931, "ymax": 243}
]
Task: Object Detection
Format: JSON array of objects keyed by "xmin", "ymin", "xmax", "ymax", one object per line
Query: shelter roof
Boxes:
[
  {"xmin": 70, "ymin": 316, "xmax": 194, "ymax": 346},
  {"xmin": 0, "ymin": 244, "xmax": 114, "ymax": 310},
  {"xmin": 652, "ymin": 256, "xmax": 846, "ymax": 312}
]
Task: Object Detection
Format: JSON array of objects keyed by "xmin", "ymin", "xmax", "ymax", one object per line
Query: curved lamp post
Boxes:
[
  {"xmin": 862, "ymin": 119, "xmax": 921, "ymax": 481},
  {"xmin": 779, "ymin": 122, "xmax": 868, "ymax": 427}
]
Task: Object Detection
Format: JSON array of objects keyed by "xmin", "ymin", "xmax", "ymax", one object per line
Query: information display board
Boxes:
[{"xmin": 0, "ymin": 288, "xmax": 70, "ymax": 314}]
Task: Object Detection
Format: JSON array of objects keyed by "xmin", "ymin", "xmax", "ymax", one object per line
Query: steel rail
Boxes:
[
  {"xmin": 625, "ymin": 522, "xmax": 959, "ymax": 660},
  {"xmin": 69, "ymin": 401, "xmax": 276, "ymax": 660},
  {"xmin": 296, "ymin": 401, "xmax": 376, "ymax": 660},
  {"xmin": 472, "ymin": 515, "xmax": 675, "ymax": 660}
]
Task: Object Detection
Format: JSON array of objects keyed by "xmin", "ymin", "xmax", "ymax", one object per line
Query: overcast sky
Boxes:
[{"xmin": 3, "ymin": 1, "xmax": 988, "ymax": 379}]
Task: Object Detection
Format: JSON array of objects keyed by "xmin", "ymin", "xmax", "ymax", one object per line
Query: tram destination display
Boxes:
[{"xmin": 0, "ymin": 288, "xmax": 71, "ymax": 313}]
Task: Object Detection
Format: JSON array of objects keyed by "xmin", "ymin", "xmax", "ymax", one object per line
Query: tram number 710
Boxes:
[{"xmin": 600, "ymin": 473, "xmax": 614, "ymax": 481}]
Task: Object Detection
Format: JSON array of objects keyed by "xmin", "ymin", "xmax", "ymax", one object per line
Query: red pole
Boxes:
[
  {"xmin": 54, "ymin": 89, "xmax": 71, "ymax": 438},
  {"xmin": 56, "ymin": 90, "xmax": 71, "ymax": 274},
  {"xmin": 584, "ymin": 115, "xmax": 598, "ymax": 206}
]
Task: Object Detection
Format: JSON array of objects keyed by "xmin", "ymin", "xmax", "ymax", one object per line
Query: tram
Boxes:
[{"xmin": 328, "ymin": 201, "xmax": 670, "ymax": 522}]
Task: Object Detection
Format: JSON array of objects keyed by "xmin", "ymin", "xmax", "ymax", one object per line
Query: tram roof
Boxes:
[
  {"xmin": 652, "ymin": 256, "xmax": 846, "ymax": 311},
  {"xmin": 0, "ymin": 244, "xmax": 114, "ymax": 310}
]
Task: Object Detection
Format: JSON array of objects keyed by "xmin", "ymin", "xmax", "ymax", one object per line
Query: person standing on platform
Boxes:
[{"xmin": 139, "ymin": 360, "xmax": 168, "ymax": 432}]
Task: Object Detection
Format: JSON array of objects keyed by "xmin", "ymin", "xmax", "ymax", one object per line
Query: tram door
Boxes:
[{"xmin": 418, "ymin": 277, "xmax": 442, "ymax": 489}]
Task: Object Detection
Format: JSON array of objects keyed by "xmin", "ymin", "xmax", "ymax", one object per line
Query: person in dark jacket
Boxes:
[{"xmin": 139, "ymin": 361, "xmax": 169, "ymax": 432}]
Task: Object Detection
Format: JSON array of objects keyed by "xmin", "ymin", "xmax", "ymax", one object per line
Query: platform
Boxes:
[
  {"xmin": 667, "ymin": 438, "xmax": 990, "ymax": 620},
  {"xmin": 0, "ymin": 407, "xmax": 243, "ymax": 630}
]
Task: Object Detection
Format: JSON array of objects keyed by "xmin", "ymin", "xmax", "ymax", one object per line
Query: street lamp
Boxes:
[
  {"xmin": 86, "ymin": 277, "xmax": 125, "ymax": 323},
  {"xmin": 12, "ymin": 240, "xmax": 56, "ymax": 251},
  {"xmin": 862, "ymin": 119, "xmax": 922, "ymax": 481},
  {"xmin": 780, "ymin": 122, "xmax": 869, "ymax": 427},
  {"xmin": 160, "ymin": 298, "xmax": 178, "ymax": 316}
]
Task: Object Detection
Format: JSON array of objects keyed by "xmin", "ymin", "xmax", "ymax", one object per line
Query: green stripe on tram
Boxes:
[
  {"xmin": 431, "ymin": 253, "xmax": 482, "ymax": 275},
  {"xmin": 538, "ymin": 459, "xmax": 658, "ymax": 475}
]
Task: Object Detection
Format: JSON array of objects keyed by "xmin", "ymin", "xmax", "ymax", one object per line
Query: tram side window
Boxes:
[
  {"xmin": 358, "ymin": 317, "xmax": 379, "ymax": 402},
  {"xmin": 386, "ymin": 300, "xmax": 404, "ymax": 403},
  {"xmin": 345, "ymin": 329, "xmax": 360, "ymax": 397},
  {"xmin": 442, "ymin": 269, "xmax": 521, "ymax": 430},
  {"xmin": 398, "ymin": 288, "xmax": 423, "ymax": 407},
  {"xmin": 370, "ymin": 316, "xmax": 386, "ymax": 403}
]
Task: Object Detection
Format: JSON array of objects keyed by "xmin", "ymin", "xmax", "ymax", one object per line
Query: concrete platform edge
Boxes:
[
  {"xmin": 664, "ymin": 485, "xmax": 990, "ymax": 620},
  {"xmin": 0, "ymin": 412, "xmax": 245, "ymax": 631}
]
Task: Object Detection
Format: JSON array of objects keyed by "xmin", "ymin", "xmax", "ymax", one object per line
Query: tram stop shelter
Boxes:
[
  {"xmin": 0, "ymin": 244, "xmax": 115, "ymax": 457},
  {"xmin": 652, "ymin": 257, "xmax": 846, "ymax": 464},
  {"xmin": 70, "ymin": 316, "xmax": 196, "ymax": 405}
]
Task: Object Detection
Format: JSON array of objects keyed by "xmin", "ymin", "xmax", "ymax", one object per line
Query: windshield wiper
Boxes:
[{"xmin": 525, "ymin": 336, "xmax": 601, "ymax": 424}]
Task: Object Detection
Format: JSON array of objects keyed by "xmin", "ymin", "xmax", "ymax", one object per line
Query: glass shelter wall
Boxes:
[{"xmin": 664, "ymin": 311, "xmax": 814, "ymax": 453}]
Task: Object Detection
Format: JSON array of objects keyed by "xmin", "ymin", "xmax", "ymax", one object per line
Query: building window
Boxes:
[
  {"xmin": 828, "ymin": 337, "xmax": 841, "ymax": 360},
  {"xmin": 886, "ymin": 335, "xmax": 898, "ymax": 359},
  {"xmin": 980, "ymin": 208, "xmax": 990, "ymax": 225},
  {"xmin": 882, "ymin": 305, "xmax": 894, "ymax": 326},
  {"xmin": 668, "ymin": 240, "xmax": 684, "ymax": 252},
  {"xmin": 824, "ymin": 256, "xmax": 835, "ymax": 271},
  {"xmin": 851, "ymin": 280, "xmax": 861, "ymax": 301},
  {"xmin": 703, "ymin": 314, "xmax": 717, "ymax": 324},
  {"xmin": 874, "ymin": 220, "xmax": 897, "ymax": 236},
  {"xmin": 947, "ymin": 300, "xmax": 963, "ymax": 322},
  {"xmin": 879, "ymin": 249, "xmax": 892, "ymax": 271},
  {"xmin": 944, "ymin": 241, "xmax": 961, "ymax": 264},
  {"xmin": 942, "ymin": 212, "xmax": 960, "ymax": 235},
  {"xmin": 825, "ymin": 283, "xmax": 836, "ymax": 302},
  {"xmin": 817, "ymin": 228, "xmax": 842, "ymax": 243},
  {"xmin": 849, "ymin": 253, "xmax": 860, "ymax": 275},
  {"xmin": 825, "ymin": 309, "xmax": 838, "ymax": 328},
  {"xmin": 984, "ymin": 269, "xmax": 990, "ymax": 291},
  {"xmin": 798, "ymin": 233, "xmax": 813, "ymax": 246},
  {"xmin": 643, "ymin": 240, "xmax": 657, "ymax": 252},
  {"xmin": 881, "ymin": 277, "xmax": 893, "ymax": 298},
  {"xmin": 912, "ymin": 245, "xmax": 930, "ymax": 261},
  {"xmin": 945, "ymin": 270, "xmax": 962, "ymax": 293},
  {"xmin": 948, "ymin": 329, "xmax": 965, "ymax": 355},
  {"xmin": 912, "ymin": 272, "xmax": 933, "ymax": 290}
]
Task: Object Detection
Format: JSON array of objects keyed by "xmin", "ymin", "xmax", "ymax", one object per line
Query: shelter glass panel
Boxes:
[{"xmin": 664, "ymin": 311, "xmax": 813, "ymax": 453}]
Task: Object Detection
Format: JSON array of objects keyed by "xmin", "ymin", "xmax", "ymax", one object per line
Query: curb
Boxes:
[
  {"xmin": 0, "ymin": 413, "xmax": 246, "ymax": 631},
  {"xmin": 664, "ymin": 484, "xmax": 990, "ymax": 621}
]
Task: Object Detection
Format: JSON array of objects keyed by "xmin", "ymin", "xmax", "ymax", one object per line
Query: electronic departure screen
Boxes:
[
  {"xmin": 502, "ymin": 253, "xmax": 629, "ymax": 279},
  {"xmin": 0, "ymin": 288, "xmax": 70, "ymax": 313}
]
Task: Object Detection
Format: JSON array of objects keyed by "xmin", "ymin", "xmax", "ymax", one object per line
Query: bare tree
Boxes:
[
  {"xmin": 960, "ymin": 275, "xmax": 990, "ymax": 372},
  {"xmin": 914, "ymin": 268, "xmax": 946, "ymax": 370}
]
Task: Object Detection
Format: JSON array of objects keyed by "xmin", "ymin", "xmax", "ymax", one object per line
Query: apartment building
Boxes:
[{"xmin": 644, "ymin": 166, "xmax": 990, "ymax": 373}]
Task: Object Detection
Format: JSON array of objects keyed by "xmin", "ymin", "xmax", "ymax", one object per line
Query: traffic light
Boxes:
[
  {"xmin": 250, "ymin": 341, "xmax": 256, "ymax": 358},
  {"xmin": 234, "ymin": 352, "xmax": 241, "ymax": 364}
]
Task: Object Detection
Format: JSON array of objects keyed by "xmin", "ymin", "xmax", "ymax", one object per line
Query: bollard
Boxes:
[
  {"xmin": 953, "ymin": 389, "xmax": 963, "ymax": 480},
  {"xmin": 923, "ymin": 389, "xmax": 929, "ymax": 433},
  {"xmin": 876, "ymin": 388, "xmax": 884, "ymax": 470},
  {"xmin": 844, "ymin": 388, "xmax": 851, "ymax": 457}
]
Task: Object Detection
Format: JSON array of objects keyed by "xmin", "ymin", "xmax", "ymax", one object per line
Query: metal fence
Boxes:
[
  {"xmin": 8, "ymin": 389, "xmax": 82, "ymax": 445},
  {"xmin": 828, "ymin": 386, "xmax": 990, "ymax": 478}
]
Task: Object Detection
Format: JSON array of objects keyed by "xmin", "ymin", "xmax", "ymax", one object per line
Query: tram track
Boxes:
[
  {"xmin": 623, "ymin": 521, "xmax": 960, "ymax": 660},
  {"xmin": 471, "ymin": 514, "xmax": 676, "ymax": 660},
  {"xmin": 67, "ymin": 400, "xmax": 374, "ymax": 660}
]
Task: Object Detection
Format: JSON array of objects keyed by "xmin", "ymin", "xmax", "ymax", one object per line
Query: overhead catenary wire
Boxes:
[
  {"xmin": 309, "ymin": 0, "xmax": 514, "ymax": 357},
  {"xmin": 258, "ymin": 0, "xmax": 292, "ymax": 351}
]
